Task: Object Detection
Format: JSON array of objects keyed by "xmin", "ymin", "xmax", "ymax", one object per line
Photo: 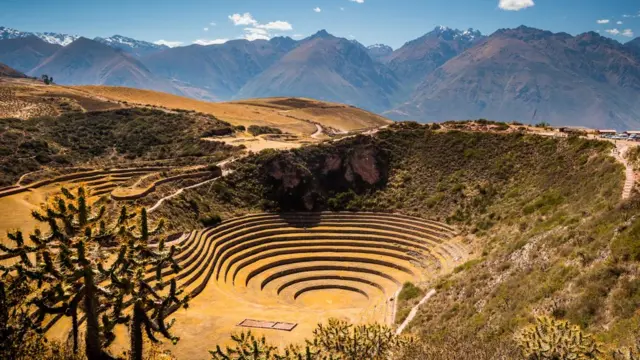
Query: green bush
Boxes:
[
  {"xmin": 398, "ymin": 282, "xmax": 424, "ymax": 302},
  {"xmin": 199, "ymin": 213, "xmax": 222, "ymax": 227},
  {"xmin": 247, "ymin": 125, "xmax": 283, "ymax": 136}
]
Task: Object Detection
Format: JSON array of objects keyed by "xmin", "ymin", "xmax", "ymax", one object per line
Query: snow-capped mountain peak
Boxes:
[
  {"xmin": 0, "ymin": 26, "xmax": 79, "ymax": 46},
  {"xmin": 366, "ymin": 43, "xmax": 393, "ymax": 61},
  {"xmin": 94, "ymin": 35, "xmax": 167, "ymax": 50},
  {"xmin": 368, "ymin": 44, "xmax": 393, "ymax": 50},
  {"xmin": 429, "ymin": 26, "xmax": 483, "ymax": 41}
]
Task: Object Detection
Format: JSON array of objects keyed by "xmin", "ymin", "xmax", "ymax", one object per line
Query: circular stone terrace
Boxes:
[{"xmin": 45, "ymin": 212, "xmax": 468, "ymax": 358}]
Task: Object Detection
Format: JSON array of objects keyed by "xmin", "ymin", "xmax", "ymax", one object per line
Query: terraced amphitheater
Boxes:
[{"xmin": 43, "ymin": 211, "xmax": 466, "ymax": 357}]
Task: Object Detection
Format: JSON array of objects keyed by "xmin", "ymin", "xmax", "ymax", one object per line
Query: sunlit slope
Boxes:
[{"xmin": 76, "ymin": 86, "xmax": 392, "ymax": 135}]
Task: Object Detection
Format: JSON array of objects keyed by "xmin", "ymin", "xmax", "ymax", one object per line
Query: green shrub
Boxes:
[
  {"xmin": 515, "ymin": 316, "xmax": 604, "ymax": 359},
  {"xmin": 398, "ymin": 282, "xmax": 424, "ymax": 302},
  {"xmin": 612, "ymin": 218, "xmax": 640, "ymax": 261},
  {"xmin": 199, "ymin": 213, "xmax": 222, "ymax": 227},
  {"xmin": 454, "ymin": 258, "xmax": 484, "ymax": 273},
  {"xmin": 247, "ymin": 125, "xmax": 283, "ymax": 136}
]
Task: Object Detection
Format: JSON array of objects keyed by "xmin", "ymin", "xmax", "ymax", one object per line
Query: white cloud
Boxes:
[
  {"xmin": 210, "ymin": 22, "xmax": 217, "ymax": 26},
  {"xmin": 256, "ymin": 21, "xmax": 293, "ymax": 31},
  {"xmin": 617, "ymin": 21, "xmax": 623, "ymax": 25},
  {"xmin": 498, "ymin": 0, "xmax": 534, "ymax": 11},
  {"xmin": 228, "ymin": 13, "xmax": 294, "ymax": 41},
  {"xmin": 596, "ymin": 19, "xmax": 610, "ymax": 24},
  {"xmin": 314, "ymin": 7, "xmax": 322, "ymax": 12},
  {"xmin": 193, "ymin": 38, "xmax": 229, "ymax": 45},
  {"xmin": 340, "ymin": 7, "xmax": 345, "ymax": 11},
  {"xmin": 229, "ymin": 13, "xmax": 258, "ymax": 26},
  {"xmin": 203, "ymin": 27, "xmax": 209, "ymax": 31},
  {"xmin": 292, "ymin": 34, "xmax": 304, "ymax": 39},
  {"xmin": 242, "ymin": 27, "xmax": 269, "ymax": 41},
  {"xmin": 153, "ymin": 40, "xmax": 183, "ymax": 47},
  {"xmin": 350, "ymin": 0, "xmax": 364, "ymax": 3},
  {"xmin": 605, "ymin": 28, "xmax": 635, "ymax": 37}
]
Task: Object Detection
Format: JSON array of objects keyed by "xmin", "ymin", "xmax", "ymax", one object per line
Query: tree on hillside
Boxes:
[
  {"xmin": 41, "ymin": 74, "xmax": 53, "ymax": 85},
  {"xmin": 0, "ymin": 186, "xmax": 122, "ymax": 359},
  {"xmin": 0, "ymin": 190, "xmax": 188, "ymax": 360},
  {"xmin": 106, "ymin": 207, "xmax": 189, "ymax": 360}
]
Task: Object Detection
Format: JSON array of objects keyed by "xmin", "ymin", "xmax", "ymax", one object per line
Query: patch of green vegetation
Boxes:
[
  {"xmin": 454, "ymin": 258, "xmax": 484, "ymax": 273},
  {"xmin": 398, "ymin": 282, "xmax": 424, "ymax": 302},
  {"xmin": 0, "ymin": 108, "xmax": 239, "ymax": 186},
  {"xmin": 247, "ymin": 125, "xmax": 283, "ymax": 136},
  {"xmin": 522, "ymin": 190, "xmax": 565, "ymax": 215},
  {"xmin": 611, "ymin": 217, "xmax": 640, "ymax": 261}
]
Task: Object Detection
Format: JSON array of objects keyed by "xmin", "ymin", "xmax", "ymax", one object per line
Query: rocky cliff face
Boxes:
[{"xmin": 259, "ymin": 136, "xmax": 388, "ymax": 210}]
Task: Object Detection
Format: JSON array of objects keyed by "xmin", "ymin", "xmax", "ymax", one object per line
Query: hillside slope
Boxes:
[
  {"xmin": 76, "ymin": 85, "xmax": 391, "ymax": 134},
  {"xmin": 0, "ymin": 62, "xmax": 26, "ymax": 78},
  {"xmin": 391, "ymin": 27, "xmax": 640, "ymax": 129},
  {"xmin": 166, "ymin": 123, "xmax": 639, "ymax": 358},
  {"xmin": 236, "ymin": 31, "xmax": 400, "ymax": 112}
]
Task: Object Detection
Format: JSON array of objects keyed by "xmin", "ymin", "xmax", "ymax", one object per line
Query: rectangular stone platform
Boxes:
[{"xmin": 237, "ymin": 319, "xmax": 298, "ymax": 331}]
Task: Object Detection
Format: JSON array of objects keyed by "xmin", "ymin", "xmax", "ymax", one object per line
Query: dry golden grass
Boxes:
[
  {"xmin": 0, "ymin": 78, "xmax": 124, "ymax": 119},
  {"xmin": 74, "ymin": 86, "xmax": 391, "ymax": 136}
]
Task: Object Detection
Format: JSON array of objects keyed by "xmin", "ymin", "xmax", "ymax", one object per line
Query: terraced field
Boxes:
[
  {"xmin": 0, "ymin": 167, "xmax": 225, "ymax": 257},
  {"xmin": 44, "ymin": 212, "xmax": 468, "ymax": 358}
]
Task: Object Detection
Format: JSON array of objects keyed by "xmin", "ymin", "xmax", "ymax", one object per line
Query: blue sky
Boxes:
[{"xmin": 1, "ymin": 0, "xmax": 639, "ymax": 48}]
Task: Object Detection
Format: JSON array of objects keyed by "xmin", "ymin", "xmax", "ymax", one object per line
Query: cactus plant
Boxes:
[
  {"xmin": 611, "ymin": 340, "xmax": 640, "ymax": 360},
  {"xmin": 209, "ymin": 318, "xmax": 408, "ymax": 360},
  {"xmin": 107, "ymin": 206, "xmax": 187, "ymax": 360},
  {"xmin": 0, "ymin": 186, "xmax": 119, "ymax": 360},
  {"xmin": 515, "ymin": 316, "xmax": 604, "ymax": 359}
]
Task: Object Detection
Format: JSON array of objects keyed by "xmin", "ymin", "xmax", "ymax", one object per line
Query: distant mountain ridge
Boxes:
[
  {"xmin": 0, "ymin": 26, "xmax": 79, "ymax": 46},
  {"xmin": 1, "ymin": 24, "xmax": 640, "ymax": 129},
  {"xmin": 0, "ymin": 36, "xmax": 61, "ymax": 73},
  {"xmin": 384, "ymin": 26, "xmax": 485, "ymax": 90},
  {"xmin": 28, "ymin": 37, "xmax": 179, "ymax": 95},
  {"xmin": 391, "ymin": 26, "xmax": 640, "ymax": 129},
  {"xmin": 367, "ymin": 44, "xmax": 393, "ymax": 61},
  {"xmin": 94, "ymin": 35, "xmax": 168, "ymax": 58},
  {"xmin": 236, "ymin": 30, "xmax": 400, "ymax": 112},
  {"xmin": 0, "ymin": 26, "xmax": 167, "ymax": 58}
]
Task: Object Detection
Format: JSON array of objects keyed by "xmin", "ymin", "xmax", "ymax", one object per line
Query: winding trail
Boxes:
[
  {"xmin": 612, "ymin": 143, "xmax": 636, "ymax": 200},
  {"xmin": 311, "ymin": 124, "xmax": 324, "ymax": 139},
  {"xmin": 148, "ymin": 158, "xmax": 238, "ymax": 213},
  {"xmin": 148, "ymin": 176, "xmax": 223, "ymax": 213},
  {"xmin": 395, "ymin": 289, "xmax": 436, "ymax": 335}
]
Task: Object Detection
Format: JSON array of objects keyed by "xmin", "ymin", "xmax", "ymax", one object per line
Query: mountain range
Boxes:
[{"xmin": 1, "ymin": 25, "xmax": 640, "ymax": 129}]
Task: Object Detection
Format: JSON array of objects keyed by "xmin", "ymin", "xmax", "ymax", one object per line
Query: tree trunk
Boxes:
[
  {"xmin": 71, "ymin": 307, "xmax": 79, "ymax": 354},
  {"xmin": 83, "ymin": 269, "xmax": 105, "ymax": 360},
  {"xmin": 129, "ymin": 302, "xmax": 144, "ymax": 360}
]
